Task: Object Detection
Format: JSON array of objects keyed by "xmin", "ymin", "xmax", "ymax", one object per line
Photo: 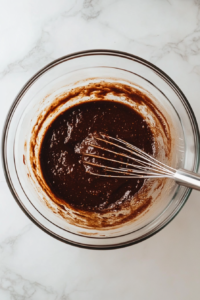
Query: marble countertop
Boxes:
[{"xmin": 1, "ymin": 0, "xmax": 200, "ymax": 299}]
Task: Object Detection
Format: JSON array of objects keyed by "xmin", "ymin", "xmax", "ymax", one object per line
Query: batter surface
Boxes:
[{"xmin": 39, "ymin": 100, "xmax": 154, "ymax": 213}]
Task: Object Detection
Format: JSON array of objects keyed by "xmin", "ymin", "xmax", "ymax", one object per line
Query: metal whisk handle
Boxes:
[{"xmin": 175, "ymin": 169, "xmax": 200, "ymax": 191}]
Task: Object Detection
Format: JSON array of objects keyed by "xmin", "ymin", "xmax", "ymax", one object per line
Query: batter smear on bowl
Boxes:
[
  {"xmin": 39, "ymin": 100, "xmax": 154, "ymax": 213},
  {"xmin": 28, "ymin": 81, "xmax": 172, "ymax": 229}
]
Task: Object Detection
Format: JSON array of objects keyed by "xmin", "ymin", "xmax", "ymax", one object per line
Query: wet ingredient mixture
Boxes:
[{"xmin": 39, "ymin": 100, "xmax": 154, "ymax": 213}]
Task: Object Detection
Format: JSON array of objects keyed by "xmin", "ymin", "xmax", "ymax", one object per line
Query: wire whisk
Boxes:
[{"xmin": 81, "ymin": 133, "xmax": 200, "ymax": 191}]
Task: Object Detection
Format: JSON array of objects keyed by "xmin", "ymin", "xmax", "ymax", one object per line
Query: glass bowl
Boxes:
[{"xmin": 2, "ymin": 50, "xmax": 200, "ymax": 249}]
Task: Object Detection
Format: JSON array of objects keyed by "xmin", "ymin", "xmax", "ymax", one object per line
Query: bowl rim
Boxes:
[{"xmin": 2, "ymin": 49, "xmax": 200, "ymax": 250}]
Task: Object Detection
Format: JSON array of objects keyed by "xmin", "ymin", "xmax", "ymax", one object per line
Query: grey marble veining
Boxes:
[{"xmin": 1, "ymin": 0, "xmax": 200, "ymax": 299}]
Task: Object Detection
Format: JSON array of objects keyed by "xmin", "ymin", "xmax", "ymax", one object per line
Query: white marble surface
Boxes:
[{"xmin": 1, "ymin": 0, "xmax": 200, "ymax": 299}]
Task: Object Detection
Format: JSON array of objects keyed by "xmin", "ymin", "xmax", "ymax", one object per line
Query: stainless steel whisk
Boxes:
[{"xmin": 82, "ymin": 134, "xmax": 200, "ymax": 191}]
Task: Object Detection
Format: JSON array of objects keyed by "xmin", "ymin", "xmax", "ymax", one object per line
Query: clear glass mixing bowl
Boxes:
[{"xmin": 2, "ymin": 50, "xmax": 200, "ymax": 249}]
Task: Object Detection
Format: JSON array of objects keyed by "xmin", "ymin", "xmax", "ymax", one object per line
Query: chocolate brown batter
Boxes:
[{"xmin": 39, "ymin": 100, "xmax": 154, "ymax": 213}]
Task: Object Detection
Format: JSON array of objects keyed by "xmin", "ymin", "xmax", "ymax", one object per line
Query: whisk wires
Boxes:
[{"xmin": 81, "ymin": 134, "xmax": 176, "ymax": 179}]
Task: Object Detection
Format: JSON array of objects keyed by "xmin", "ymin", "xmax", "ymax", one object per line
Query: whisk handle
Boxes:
[{"xmin": 175, "ymin": 168, "xmax": 200, "ymax": 191}]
